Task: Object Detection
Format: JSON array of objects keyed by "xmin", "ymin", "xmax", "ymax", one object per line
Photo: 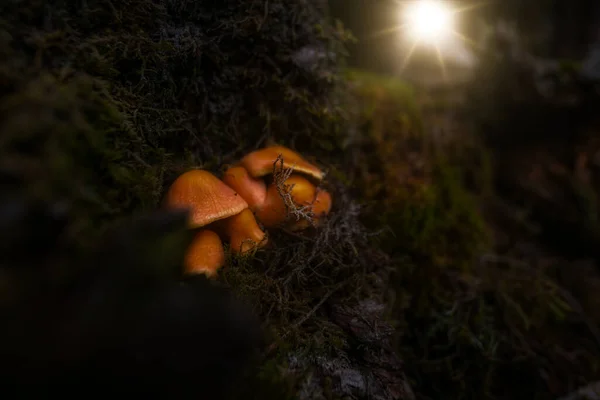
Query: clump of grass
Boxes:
[{"xmin": 221, "ymin": 173, "xmax": 387, "ymax": 344}]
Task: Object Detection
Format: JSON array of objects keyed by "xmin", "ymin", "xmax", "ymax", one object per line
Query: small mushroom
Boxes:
[
  {"xmin": 221, "ymin": 166, "xmax": 266, "ymax": 212},
  {"xmin": 290, "ymin": 188, "xmax": 333, "ymax": 231},
  {"xmin": 164, "ymin": 169, "xmax": 267, "ymax": 276},
  {"xmin": 231, "ymin": 145, "xmax": 332, "ymax": 230},
  {"xmin": 237, "ymin": 145, "xmax": 324, "ymax": 181},
  {"xmin": 256, "ymin": 174, "xmax": 316, "ymax": 228},
  {"xmin": 184, "ymin": 230, "xmax": 225, "ymax": 277},
  {"xmin": 313, "ymin": 189, "xmax": 333, "ymax": 220}
]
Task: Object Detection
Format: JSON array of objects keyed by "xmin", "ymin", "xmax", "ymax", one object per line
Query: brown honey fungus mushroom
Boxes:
[
  {"xmin": 164, "ymin": 169, "xmax": 267, "ymax": 276},
  {"xmin": 184, "ymin": 230, "xmax": 225, "ymax": 277},
  {"xmin": 237, "ymin": 145, "xmax": 325, "ymax": 181},
  {"xmin": 289, "ymin": 187, "xmax": 333, "ymax": 231},
  {"xmin": 227, "ymin": 145, "xmax": 332, "ymax": 230},
  {"xmin": 221, "ymin": 166, "xmax": 267, "ymax": 212},
  {"xmin": 256, "ymin": 174, "xmax": 315, "ymax": 229}
]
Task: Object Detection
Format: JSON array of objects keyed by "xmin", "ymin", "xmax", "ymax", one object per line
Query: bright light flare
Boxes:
[
  {"xmin": 365, "ymin": 0, "xmax": 488, "ymax": 75},
  {"xmin": 403, "ymin": 0, "xmax": 455, "ymax": 44}
]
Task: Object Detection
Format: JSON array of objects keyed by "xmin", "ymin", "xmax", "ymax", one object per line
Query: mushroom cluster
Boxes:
[{"xmin": 164, "ymin": 146, "xmax": 332, "ymax": 278}]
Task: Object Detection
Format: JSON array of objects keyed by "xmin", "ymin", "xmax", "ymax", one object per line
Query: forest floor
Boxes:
[
  {"xmin": 408, "ymin": 68, "xmax": 600, "ymax": 400},
  {"xmin": 1, "ymin": 1, "xmax": 599, "ymax": 398}
]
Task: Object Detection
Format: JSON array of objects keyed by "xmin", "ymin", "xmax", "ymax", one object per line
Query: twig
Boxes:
[{"xmin": 271, "ymin": 154, "xmax": 315, "ymax": 225}]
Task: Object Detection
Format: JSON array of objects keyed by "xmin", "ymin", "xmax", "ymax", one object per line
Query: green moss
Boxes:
[
  {"xmin": 339, "ymin": 67, "xmax": 600, "ymax": 399},
  {"xmin": 383, "ymin": 163, "xmax": 488, "ymax": 262},
  {"xmin": 1, "ymin": 0, "xmax": 362, "ymax": 396}
]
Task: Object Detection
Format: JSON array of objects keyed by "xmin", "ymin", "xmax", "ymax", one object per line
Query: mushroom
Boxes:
[
  {"xmin": 237, "ymin": 145, "xmax": 324, "ymax": 181},
  {"xmin": 210, "ymin": 208, "xmax": 267, "ymax": 254},
  {"xmin": 184, "ymin": 230, "xmax": 225, "ymax": 277},
  {"xmin": 228, "ymin": 145, "xmax": 333, "ymax": 230},
  {"xmin": 256, "ymin": 174, "xmax": 316, "ymax": 229},
  {"xmin": 290, "ymin": 188, "xmax": 333, "ymax": 231},
  {"xmin": 221, "ymin": 166, "xmax": 266, "ymax": 212},
  {"xmin": 164, "ymin": 169, "xmax": 268, "ymax": 276},
  {"xmin": 313, "ymin": 189, "xmax": 333, "ymax": 220}
]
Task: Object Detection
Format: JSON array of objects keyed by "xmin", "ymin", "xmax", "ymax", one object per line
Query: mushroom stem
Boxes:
[
  {"xmin": 184, "ymin": 229, "xmax": 225, "ymax": 278},
  {"xmin": 211, "ymin": 208, "xmax": 267, "ymax": 254}
]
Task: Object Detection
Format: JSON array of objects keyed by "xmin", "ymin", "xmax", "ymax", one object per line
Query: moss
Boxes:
[
  {"xmin": 0, "ymin": 0, "xmax": 362, "ymax": 396},
  {"xmin": 340, "ymin": 68, "xmax": 600, "ymax": 399},
  {"xmin": 3, "ymin": 0, "xmax": 598, "ymax": 398}
]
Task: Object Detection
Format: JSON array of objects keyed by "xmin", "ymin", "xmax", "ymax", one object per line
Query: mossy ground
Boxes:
[
  {"xmin": 1, "ymin": 1, "xmax": 599, "ymax": 399},
  {"xmin": 334, "ymin": 69, "xmax": 600, "ymax": 399},
  {"xmin": 1, "ymin": 0, "xmax": 383, "ymax": 397}
]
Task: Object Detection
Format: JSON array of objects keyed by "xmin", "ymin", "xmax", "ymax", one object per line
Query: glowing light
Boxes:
[
  {"xmin": 403, "ymin": 0, "xmax": 455, "ymax": 44},
  {"xmin": 365, "ymin": 0, "xmax": 488, "ymax": 75}
]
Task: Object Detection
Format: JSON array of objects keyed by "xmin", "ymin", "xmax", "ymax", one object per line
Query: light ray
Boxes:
[
  {"xmin": 451, "ymin": 1, "xmax": 492, "ymax": 15},
  {"xmin": 400, "ymin": 40, "xmax": 419, "ymax": 71},
  {"xmin": 366, "ymin": 24, "xmax": 407, "ymax": 40},
  {"xmin": 434, "ymin": 45, "xmax": 447, "ymax": 81},
  {"xmin": 450, "ymin": 30, "xmax": 479, "ymax": 49},
  {"xmin": 376, "ymin": 0, "xmax": 488, "ymax": 74}
]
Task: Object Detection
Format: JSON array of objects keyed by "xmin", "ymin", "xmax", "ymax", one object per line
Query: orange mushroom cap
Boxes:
[
  {"xmin": 221, "ymin": 166, "xmax": 267, "ymax": 212},
  {"xmin": 164, "ymin": 169, "xmax": 267, "ymax": 256},
  {"xmin": 238, "ymin": 145, "xmax": 324, "ymax": 181},
  {"xmin": 184, "ymin": 229, "xmax": 225, "ymax": 277},
  {"xmin": 313, "ymin": 189, "xmax": 333, "ymax": 218},
  {"xmin": 164, "ymin": 169, "xmax": 248, "ymax": 228},
  {"xmin": 288, "ymin": 188, "xmax": 333, "ymax": 231},
  {"xmin": 255, "ymin": 174, "xmax": 317, "ymax": 229}
]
